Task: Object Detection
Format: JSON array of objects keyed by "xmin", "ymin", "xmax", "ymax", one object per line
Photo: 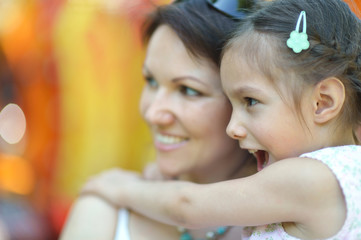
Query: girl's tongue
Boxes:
[{"xmin": 255, "ymin": 150, "xmax": 269, "ymax": 171}]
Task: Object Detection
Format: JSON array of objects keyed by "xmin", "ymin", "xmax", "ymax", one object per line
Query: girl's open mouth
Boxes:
[{"xmin": 249, "ymin": 150, "xmax": 269, "ymax": 171}]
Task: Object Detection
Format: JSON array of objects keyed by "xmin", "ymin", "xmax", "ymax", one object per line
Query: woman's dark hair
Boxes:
[
  {"xmin": 142, "ymin": 0, "xmax": 244, "ymax": 67},
  {"xmin": 225, "ymin": 0, "xmax": 361, "ymax": 131}
]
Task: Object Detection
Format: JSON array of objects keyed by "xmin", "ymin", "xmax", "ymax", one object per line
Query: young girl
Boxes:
[{"xmin": 82, "ymin": 0, "xmax": 361, "ymax": 239}]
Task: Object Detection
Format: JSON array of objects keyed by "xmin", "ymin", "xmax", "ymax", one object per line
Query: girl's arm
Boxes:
[{"xmin": 81, "ymin": 158, "xmax": 344, "ymax": 232}]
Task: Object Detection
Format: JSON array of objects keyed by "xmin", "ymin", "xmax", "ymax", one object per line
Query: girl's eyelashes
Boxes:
[
  {"xmin": 144, "ymin": 76, "xmax": 158, "ymax": 88},
  {"xmin": 244, "ymin": 97, "xmax": 259, "ymax": 107},
  {"xmin": 179, "ymin": 85, "xmax": 202, "ymax": 97}
]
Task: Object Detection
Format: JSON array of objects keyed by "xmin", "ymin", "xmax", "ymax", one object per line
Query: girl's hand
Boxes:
[{"xmin": 80, "ymin": 168, "xmax": 141, "ymax": 207}]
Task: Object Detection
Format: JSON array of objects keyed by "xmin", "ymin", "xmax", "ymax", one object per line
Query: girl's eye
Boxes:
[
  {"xmin": 145, "ymin": 77, "xmax": 158, "ymax": 88},
  {"xmin": 180, "ymin": 86, "xmax": 201, "ymax": 96},
  {"xmin": 245, "ymin": 97, "xmax": 259, "ymax": 107}
]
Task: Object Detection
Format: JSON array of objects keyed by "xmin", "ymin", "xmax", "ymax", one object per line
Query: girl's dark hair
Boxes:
[
  {"xmin": 142, "ymin": 0, "xmax": 243, "ymax": 67},
  {"xmin": 226, "ymin": 0, "xmax": 361, "ymax": 131}
]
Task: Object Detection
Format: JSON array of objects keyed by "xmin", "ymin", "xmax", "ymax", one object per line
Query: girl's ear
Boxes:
[{"xmin": 312, "ymin": 77, "xmax": 345, "ymax": 124}]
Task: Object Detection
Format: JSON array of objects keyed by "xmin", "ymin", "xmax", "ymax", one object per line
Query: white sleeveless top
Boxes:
[
  {"xmin": 241, "ymin": 145, "xmax": 361, "ymax": 239},
  {"xmin": 114, "ymin": 208, "xmax": 131, "ymax": 240}
]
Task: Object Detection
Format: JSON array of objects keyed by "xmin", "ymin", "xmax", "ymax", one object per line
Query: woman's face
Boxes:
[
  {"xmin": 140, "ymin": 25, "xmax": 248, "ymax": 182},
  {"xmin": 356, "ymin": 126, "xmax": 361, "ymax": 143}
]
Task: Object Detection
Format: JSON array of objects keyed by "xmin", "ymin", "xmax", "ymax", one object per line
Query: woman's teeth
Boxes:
[{"xmin": 156, "ymin": 134, "xmax": 187, "ymax": 144}]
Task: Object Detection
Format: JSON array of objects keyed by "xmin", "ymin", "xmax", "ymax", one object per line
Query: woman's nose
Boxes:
[
  {"xmin": 226, "ymin": 115, "xmax": 247, "ymax": 140},
  {"xmin": 144, "ymin": 95, "xmax": 175, "ymax": 126}
]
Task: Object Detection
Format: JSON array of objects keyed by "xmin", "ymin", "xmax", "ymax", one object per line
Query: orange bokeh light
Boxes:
[{"xmin": 0, "ymin": 153, "xmax": 35, "ymax": 195}]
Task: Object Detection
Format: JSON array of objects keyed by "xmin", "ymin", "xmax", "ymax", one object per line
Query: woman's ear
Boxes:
[{"xmin": 312, "ymin": 77, "xmax": 345, "ymax": 124}]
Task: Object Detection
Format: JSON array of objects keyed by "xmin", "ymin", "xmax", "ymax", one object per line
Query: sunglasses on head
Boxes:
[
  {"xmin": 174, "ymin": 0, "xmax": 252, "ymax": 20},
  {"xmin": 207, "ymin": 0, "xmax": 252, "ymax": 19}
]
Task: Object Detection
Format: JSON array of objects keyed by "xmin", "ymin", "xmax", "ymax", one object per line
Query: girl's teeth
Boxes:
[
  {"xmin": 248, "ymin": 149, "xmax": 258, "ymax": 154},
  {"xmin": 156, "ymin": 134, "xmax": 186, "ymax": 144}
]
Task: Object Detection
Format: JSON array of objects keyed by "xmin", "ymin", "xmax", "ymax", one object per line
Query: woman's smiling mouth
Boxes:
[{"xmin": 155, "ymin": 133, "xmax": 189, "ymax": 151}]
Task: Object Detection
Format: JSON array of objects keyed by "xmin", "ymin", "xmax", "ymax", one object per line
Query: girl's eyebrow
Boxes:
[{"xmin": 232, "ymin": 86, "xmax": 263, "ymax": 96}]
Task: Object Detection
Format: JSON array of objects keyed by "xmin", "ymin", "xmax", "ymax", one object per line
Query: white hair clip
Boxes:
[{"xmin": 287, "ymin": 11, "xmax": 310, "ymax": 53}]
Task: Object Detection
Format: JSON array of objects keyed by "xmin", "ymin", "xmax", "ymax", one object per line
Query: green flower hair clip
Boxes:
[{"xmin": 287, "ymin": 11, "xmax": 310, "ymax": 53}]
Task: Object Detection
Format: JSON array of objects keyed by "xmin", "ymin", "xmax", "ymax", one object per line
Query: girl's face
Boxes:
[
  {"xmin": 140, "ymin": 25, "xmax": 249, "ymax": 182},
  {"xmin": 220, "ymin": 49, "xmax": 316, "ymax": 171}
]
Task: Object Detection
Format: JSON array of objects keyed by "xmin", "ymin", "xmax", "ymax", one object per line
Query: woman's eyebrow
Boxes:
[
  {"xmin": 172, "ymin": 76, "xmax": 207, "ymax": 86},
  {"xmin": 142, "ymin": 64, "xmax": 151, "ymax": 75}
]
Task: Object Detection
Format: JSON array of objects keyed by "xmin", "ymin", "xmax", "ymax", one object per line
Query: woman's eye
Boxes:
[
  {"xmin": 180, "ymin": 86, "xmax": 201, "ymax": 96},
  {"xmin": 245, "ymin": 97, "xmax": 259, "ymax": 107},
  {"xmin": 145, "ymin": 77, "xmax": 158, "ymax": 88}
]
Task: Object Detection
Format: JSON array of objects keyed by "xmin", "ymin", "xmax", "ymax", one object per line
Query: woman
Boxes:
[{"xmin": 60, "ymin": 0, "xmax": 256, "ymax": 239}]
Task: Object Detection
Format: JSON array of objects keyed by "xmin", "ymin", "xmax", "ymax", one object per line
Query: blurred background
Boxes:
[
  {"xmin": 0, "ymin": 0, "xmax": 359, "ymax": 239},
  {"xmin": 0, "ymin": 0, "xmax": 169, "ymax": 238}
]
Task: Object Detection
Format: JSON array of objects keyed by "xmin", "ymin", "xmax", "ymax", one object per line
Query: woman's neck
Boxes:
[{"xmin": 179, "ymin": 154, "xmax": 256, "ymax": 184}]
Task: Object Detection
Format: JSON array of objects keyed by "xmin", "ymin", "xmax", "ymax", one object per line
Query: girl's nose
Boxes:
[{"xmin": 226, "ymin": 115, "xmax": 247, "ymax": 140}]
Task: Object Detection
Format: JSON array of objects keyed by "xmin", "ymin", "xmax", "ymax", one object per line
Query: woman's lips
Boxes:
[{"xmin": 154, "ymin": 133, "xmax": 189, "ymax": 151}]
